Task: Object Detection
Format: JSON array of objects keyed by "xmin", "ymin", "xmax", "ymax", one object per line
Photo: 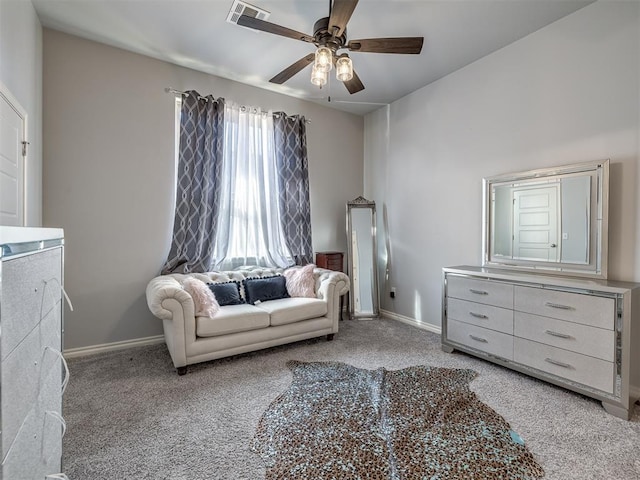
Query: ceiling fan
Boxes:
[{"xmin": 237, "ymin": 0, "xmax": 424, "ymax": 94}]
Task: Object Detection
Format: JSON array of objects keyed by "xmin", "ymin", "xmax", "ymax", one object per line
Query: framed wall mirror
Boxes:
[
  {"xmin": 483, "ymin": 159, "xmax": 609, "ymax": 278},
  {"xmin": 346, "ymin": 196, "xmax": 380, "ymax": 318}
]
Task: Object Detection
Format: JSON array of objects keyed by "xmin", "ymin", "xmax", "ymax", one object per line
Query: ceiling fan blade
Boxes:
[
  {"xmin": 343, "ymin": 69, "xmax": 365, "ymax": 94},
  {"xmin": 328, "ymin": 0, "xmax": 359, "ymax": 37},
  {"xmin": 347, "ymin": 37, "xmax": 424, "ymax": 54},
  {"xmin": 269, "ymin": 54, "xmax": 315, "ymax": 84},
  {"xmin": 237, "ymin": 15, "xmax": 314, "ymax": 43}
]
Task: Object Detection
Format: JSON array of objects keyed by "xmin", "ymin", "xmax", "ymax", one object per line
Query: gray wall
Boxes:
[
  {"xmin": 42, "ymin": 30, "xmax": 364, "ymax": 350},
  {"xmin": 365, "ymin": 1, "xmax": 640, "ymax": 330},
  {"xmin": 0, "ymin": 0, "xmax": 42, "ymax": 226}
]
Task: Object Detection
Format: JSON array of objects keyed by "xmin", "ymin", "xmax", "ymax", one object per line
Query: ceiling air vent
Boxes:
[{"xmin": 227, "ymin": 0, "xmax": 270, "ymax": 27}]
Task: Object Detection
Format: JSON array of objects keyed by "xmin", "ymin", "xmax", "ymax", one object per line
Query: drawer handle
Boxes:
[
  {"xmin": 544, "ymin": 302, "xmax": 574, "ymax": 311},
  {"xmin": 44, "ymin": 347, "xmax": 70, "ymax": 395},
  {"xmin": 469, "ymin": 334, "xmax": 488, "ymax": 343},
  {"xmin": 469, "ymin": 312, "xmax": 488, "ymax": 319},
  {"xmin": 544, "ymin": 357, "xmax": 573, "ymax": 369},
  {"xmin": 44, "ymin": 278, "xmax": 75, "ymax": 312},
  {"xmin": 44, "ymin": 410, "xmax": 67, "ymax": 438},
  {"xmin": 544, "ymin": 330, "xmax": 573, "ymax": 339},
  {"xmin": 42, "ymin": 411, "xmax": 67, "ymax": 463},
  {"xmin": 469, "ymin": 289, "xmax": 488, "ymax": 296}
]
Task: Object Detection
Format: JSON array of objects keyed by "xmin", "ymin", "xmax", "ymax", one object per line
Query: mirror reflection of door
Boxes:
[
  {"xmin": 512, "ymin": 184, "xmax": 561, "ymax": 262},
  {"xmin": 485, "ymin": 160, "xmax": 605, "ymax": 276}
]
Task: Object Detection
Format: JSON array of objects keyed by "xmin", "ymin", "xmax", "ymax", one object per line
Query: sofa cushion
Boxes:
[
  {"xmin": 207, "ymin": 281, "xmax": 244, "ymax": 306},
  {"xmin": 255, "ymin": 297, "xmax": 328, "ymax": 326},
  {"xmin": 243, "ymin": 275, "xmax": 289, "ymax": 305},
  {"xmin": 196, "ymin": 304, "xmax": 270, "ymax": 337}
]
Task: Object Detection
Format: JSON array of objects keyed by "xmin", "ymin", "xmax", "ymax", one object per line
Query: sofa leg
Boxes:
[
  {"xmin": 326, "ymin": 334, "xmax": 335, "ymax": 341},
  {"xmin": 176, "ymin": 366, "xmax": 187, "ymax": 376}
]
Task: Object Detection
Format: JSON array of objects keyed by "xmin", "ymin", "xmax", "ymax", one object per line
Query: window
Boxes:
[
  {"xmin": 165, "ymin": 91, "xmax": 311, "ymax": 275},
  {"xmin": 213, "ymin": 103, "xmax": 293, "ymax": 269},
  {"xmin": 174, "ymin": 99, "xmax": 293, "ymax": 270}
]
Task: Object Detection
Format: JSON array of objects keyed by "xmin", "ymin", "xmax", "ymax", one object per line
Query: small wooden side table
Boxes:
[
  {"xmin": 316, "ymin": 251, "xmax": 344, "ymax": 271},
  {"xmin": 315, "ymin": 251, "xmax": 346, "ymax": 319}
]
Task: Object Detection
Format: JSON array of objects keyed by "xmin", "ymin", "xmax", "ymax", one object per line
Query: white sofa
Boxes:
[{"xmin": 146, "ymin": 267, "xmax": 349, "ymax": 374}]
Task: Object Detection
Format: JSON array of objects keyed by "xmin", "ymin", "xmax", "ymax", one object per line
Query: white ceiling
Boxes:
[{"xmin": 32, "ymin": 0, "xmax": 593, "ymax": 115}]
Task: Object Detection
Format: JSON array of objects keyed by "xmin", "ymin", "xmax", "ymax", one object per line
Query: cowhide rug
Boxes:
[{"xmin": 251, "ymin": 361, "xmax": 544, "ymax": 479}]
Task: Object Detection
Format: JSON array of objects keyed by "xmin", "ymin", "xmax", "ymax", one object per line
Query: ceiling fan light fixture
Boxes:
[
  {"xmin": 314, "ymin": 46, "xmax": 333, "ymax": 73},
  {"xmin": 335, "ymin": 55, "xmax": 353, "ymax": 82},
  {"xmin": 241, "ymin": 0, "xmax": 424, "ymax": 95},
  {"xmin": 310, "ymin": 63, "xmax": 328, "ymax": 88}
]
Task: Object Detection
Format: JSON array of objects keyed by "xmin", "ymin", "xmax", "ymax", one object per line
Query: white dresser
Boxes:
[
  {"xmin": 442, "ymin": 265, "xmax": 640, "ymax": 419},
  {"xmin": 0, "ymin": 227, "xmax": 68, "ymax": 479}
]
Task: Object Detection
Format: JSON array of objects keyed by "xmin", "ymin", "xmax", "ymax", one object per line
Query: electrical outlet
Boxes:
[{"xmin": 390, "ymin": 287, "xmax": 396, "ymax": 299}]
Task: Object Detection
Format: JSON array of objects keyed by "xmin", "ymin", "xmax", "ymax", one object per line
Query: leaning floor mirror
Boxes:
[{"xmin": 346, "ymin": 196, "xmax": 380, "ymax": 319}]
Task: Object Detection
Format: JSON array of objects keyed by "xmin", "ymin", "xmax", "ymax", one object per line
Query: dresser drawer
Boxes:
[
  {"xmin": 514, "ymin": 311, "xmax": 614, "ymax": 362},
  {"xmin": 514, "ymin": 337, "xmax": 615, "ymax": 394},
  {"xmin": 1, "ymin": 398, "xmax": 63, "ymax": 479},
  {"xmin": 514, "ymin": 286, "xmax": 614, "ymax": 330},
  {"xmin": 1, "ymin": 301, "xmax": 62, "ymax": 458},
  {"xmin": 324, "ymin": 260, "xmax": 343, "ymax": 270},
  {"xmin": 446, "ymin": 319, "xmax": 513, "ymax": 360},
  {"xmin": 447, "ymin": 276, "xmax": 513, "ymax": 309},
  {"xmin": 1, "ymin": 247, "xmax": 62, "ymax": 359},
  {"xmin": 447, "ymin": 298, "xmax": 513, "ymax": 334}
]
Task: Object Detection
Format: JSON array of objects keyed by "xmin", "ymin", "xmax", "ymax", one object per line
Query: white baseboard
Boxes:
[
  {"xmin": 63, "ymin": 335, "xmax": 165, "ymax": 359},
  {"xmin": 380, "ymin": 309, "xmax": 441, "ymax": 335},
  {"xmin": 63, "ymin": 313, "xmax": 439, "ymax": 359}
]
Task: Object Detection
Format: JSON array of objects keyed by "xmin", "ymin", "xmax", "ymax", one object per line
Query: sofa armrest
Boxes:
[
  {"xmin": 315, "ymin": 268, "xmax": 349, "ymax": 299},
  {"xmin": 146, "ymin": 274, "xmax": 198, "ymax": 369},
  {"xmin": 146, "ymin": 275, "xmax": 194, "ymax": 321},
  {"xmin": 314, "ymin": 268, "xmax": 349, "ymax": 332}
]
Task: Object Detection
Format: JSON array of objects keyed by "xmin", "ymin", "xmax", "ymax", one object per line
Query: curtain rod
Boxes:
[{"xmin": 165, "ymin": 87, "xmax": 310, "ymax": 124}]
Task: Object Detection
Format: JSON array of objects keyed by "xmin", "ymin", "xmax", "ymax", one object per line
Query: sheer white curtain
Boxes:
[{"xmin": 212, "ymin": 102, "xmax": 294, "ymax": 270}]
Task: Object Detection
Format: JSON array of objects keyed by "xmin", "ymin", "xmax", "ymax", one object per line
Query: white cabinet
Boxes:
[
  {"xmin": 442, "ymin": 265, "xmax": 640, "ymax": 420},
  {"xmin": 0, "ymin": 227, "xmax": 67, "ymax": 479}
]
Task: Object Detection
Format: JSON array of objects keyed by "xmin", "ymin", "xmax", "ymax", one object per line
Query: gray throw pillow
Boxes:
[
  {"xmin": 207, "ymin": 281, "xmax": 244, "ymax": 306},
  {"xmin": 243, "ymin": 276, "xmax": 289, "ymax": 305}
]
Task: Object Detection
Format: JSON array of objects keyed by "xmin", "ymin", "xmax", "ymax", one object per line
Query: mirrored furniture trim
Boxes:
[
  {"xmin": 442, "ymin": 265, "xmax": 640, "ymax": 420},
  {"xmin": 346, "ymin": 196, "xmax": 380, "ymax": 319},
  {"xmin": 482, "ymin": 159, "xmax": 609, "ymax": 279}
]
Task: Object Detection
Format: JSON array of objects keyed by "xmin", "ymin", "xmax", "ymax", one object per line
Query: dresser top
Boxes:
[
  {"xmin": 1, "ymin": 227, "xmax": 64, "ymax": 259},
  {"xmin": 444, "ymin": 265, "xmax": 640, "ymax": 293},
  {"xmin": 0, "ymin": 226, "xmax": 64, "ymax": 246}
]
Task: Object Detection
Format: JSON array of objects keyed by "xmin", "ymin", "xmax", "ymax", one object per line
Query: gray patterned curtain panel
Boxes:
[
  {"xmin": 274, "ymin": 114, "xmax": 313, "ymax": 265},
  {"xmin": 161, "ymin": 91, "xmax": 225, "ymax": 274}
]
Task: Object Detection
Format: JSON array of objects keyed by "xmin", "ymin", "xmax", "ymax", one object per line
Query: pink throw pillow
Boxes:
[
  {"xmin": 183, "ymin": 277, "xmax": 220, "ymax": 318},
  {"xmin": 283, "ymin": 264, "xmax": 316, "ymax": 298}
]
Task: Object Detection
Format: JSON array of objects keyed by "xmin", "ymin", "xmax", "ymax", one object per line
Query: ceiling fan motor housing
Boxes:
[{"xmin": 313, "ymin": 17, "xmax": 347, "ymax": 52}]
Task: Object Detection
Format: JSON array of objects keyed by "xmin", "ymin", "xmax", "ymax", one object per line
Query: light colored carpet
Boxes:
[{"xmin": 63, "ymin": 319, "xmax": 640, "ymax": 479}]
